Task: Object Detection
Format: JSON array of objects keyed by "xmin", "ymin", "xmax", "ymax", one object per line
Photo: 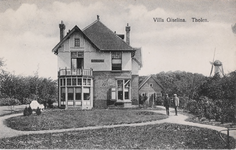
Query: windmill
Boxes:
[{"xmin": 210, "ymin": 50, "xmax": 225, "ymax": 77}]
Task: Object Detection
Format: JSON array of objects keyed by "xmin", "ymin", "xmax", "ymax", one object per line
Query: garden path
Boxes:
[{"xmin": 0, "ymin": 106, "xmax": 235, "ymax": 140}]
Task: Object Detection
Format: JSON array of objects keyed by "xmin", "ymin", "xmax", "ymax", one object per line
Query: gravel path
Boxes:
[{"xmin": 0, "ymin": 106, "xmax": 235, "ymax": 140}]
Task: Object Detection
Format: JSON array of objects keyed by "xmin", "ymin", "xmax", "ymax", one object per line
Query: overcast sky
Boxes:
[{"xmin": 0, "ymin": 0, "xmax": 236, "ymax": 79}]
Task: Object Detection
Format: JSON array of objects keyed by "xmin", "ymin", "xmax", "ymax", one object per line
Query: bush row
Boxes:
[
  {"xmin": 0, "ymin": 98, "xmax": 21, "ymax": 106},
  {"xmin": 183, "ymin": 96, "xmax": 235, "ymax": 123}
]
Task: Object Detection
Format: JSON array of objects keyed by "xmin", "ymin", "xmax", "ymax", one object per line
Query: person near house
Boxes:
[
  {"xmin": 163, "ymin": 94, "xmax": 170, "ymax": 115},
  {"xmin": 173, "ymin": 94, "xmax": 179, "ymax": 116}
]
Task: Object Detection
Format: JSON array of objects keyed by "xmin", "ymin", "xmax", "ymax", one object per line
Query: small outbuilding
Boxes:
[{"xmin": 139, "ymin": 75, "xmax": 164, "ymax": 107}]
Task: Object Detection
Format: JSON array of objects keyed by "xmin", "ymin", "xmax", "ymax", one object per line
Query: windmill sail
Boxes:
[{"xmin": 210, "ymin": 49, "xmax": 215, "ymax": 76}]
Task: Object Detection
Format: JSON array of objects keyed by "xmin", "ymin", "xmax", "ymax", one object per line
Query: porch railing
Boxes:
[{"xmin": 58, "ymin": 68, "xmax": 93, "ymax": 76}]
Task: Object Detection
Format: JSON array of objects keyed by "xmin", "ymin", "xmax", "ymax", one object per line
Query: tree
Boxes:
[{"xmin": 156, "ymin": 71, "xmax": 206, "ymax": 99}]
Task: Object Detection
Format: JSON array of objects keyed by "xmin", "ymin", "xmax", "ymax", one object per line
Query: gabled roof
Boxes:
[
  {"xmin": 139, "ymin": 75, "xmax": 164, "ymax": 90},
  {"xmin": 133, "ymin": 47, "xmax": 142, "ymax": 67},
  {"xmin": 52, "ymin": 25, "xmax": 99, "ymax": 54},
  {"xmin": 83, "ymin": 20, "xmax": 134, "ymax": 51}
]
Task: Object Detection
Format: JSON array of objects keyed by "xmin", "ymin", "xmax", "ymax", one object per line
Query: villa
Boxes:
[{"xmin": 52, "ymin": 16, "xmax": 142, "ymax": 109}]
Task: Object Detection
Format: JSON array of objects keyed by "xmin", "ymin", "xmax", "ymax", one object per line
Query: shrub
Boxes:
[
  {"xmin": 139, "ymin": 94, "xmax": 148, "ymax": 106},
  {"xmin": 178, "ymin": 96, "xmax": 189, "ymax": 109},
  {"xmin": 185, "ymin": 100, "xmax": 199, "ymax": 115},
  {"xmin": 27, "ymin": 106, "xmax": 32, "ymax": 115},
  {"xmin": 47, "ymin": 99, "xmax": 55, "ymax": 108},
  {"xmin": 131, "ymin": 99, "xmax": 139, "ymax": 105},
  {"xmin": 156, "ymin": 96, "xmax": 163, "ymax": 105},
  {"xmin": 36, "ymin": 107, "xmax": 41, "ymax": 115},
  {"xmin": 23, "ymin": 107, "xmax": 30, "ymax": 116}
]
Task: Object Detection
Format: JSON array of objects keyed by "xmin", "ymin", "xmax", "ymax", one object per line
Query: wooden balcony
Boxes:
[{"xmin": 58, "ymin": 68, "xmax": 93, "ymax": 77}]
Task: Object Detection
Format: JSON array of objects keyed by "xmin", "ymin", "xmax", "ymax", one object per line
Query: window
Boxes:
[
  {"xmin": 75, "ymin": 88, "xmax": 81, "ymax": 100},
  {"xmin": 83, "ymin": 88, "xmax": 90, "ymax": 100},
  {"xmin": 117, "ymin": 79, "xmax": 130, "ymax": 100},
  {"xmin": 74, "ymin": 38, "xmax": 80, "ymax": 47},
  {"xmin": 61, "ymin": 88, "xmax": 65, "ymax": 102},
  {"xmin": 117, "ymin": 80, "xmax": 123, "ymax": 100},
  {"xmin": 67, "ymin": 78, "xmax": 71, "ymax": 86},
  {"xmin": 60, "ymin": 78, "xmax": 65, "ymax": 86},
  {"xmin": 112, "ymin": 52, "xmax": 122, "ymax": 70},
  {"xmin": 87, "ymin": 79, "xmax": 91, "ymax": 85},
  {"xmin": 72, "ymin": 78, "xmax": 76, "ymax": 85},
  {"xmin": 150, "ymin": 83, "xmax": 153, "ymax": 87},
  {"xmin": 71, "ymin": 52, "xmax": 83, "ymax": 69},
  {"xmin": 124, "ymin": 79, "xmax": 130, "ymax": 99},
  {"xmin": 83, "ymin": 79, "xmax": 86, "ymax": 85},
  {"xmin": 77, "ymin": 78, "xmax": 82, "ymax": 85},
  {"xmin": 68, "ymin": 88, "xmax": 74, "ymax": 100},
  {"xmin": 82, "ymin": 79, "xmax": 91, "ymax": 85}
]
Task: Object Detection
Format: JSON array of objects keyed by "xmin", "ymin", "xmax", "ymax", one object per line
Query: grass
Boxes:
[
  {"xmin": 5, "ymin": 109, "xmax": 168, "ymax": 131},
  {"xmin": 0, "ymin": 123, "xmax": 235, "ymax": 149}
]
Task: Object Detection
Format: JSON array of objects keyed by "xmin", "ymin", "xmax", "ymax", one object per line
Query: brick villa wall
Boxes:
[{"xmin": 93, "ymin": 71, "xmax": 132, "ymax": 108}]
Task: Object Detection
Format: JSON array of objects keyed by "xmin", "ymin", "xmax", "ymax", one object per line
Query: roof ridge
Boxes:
[
  {"xmin": 139, "ymin": 75, "xmax": 164, "ymax": 90},
  {"xmin": 52, "ymin": 25, "xmax": 100, "ymax": 54},
  {"xmin": 82, "ymin": 19, "xmax": 99, "ymax": 31},
  {"xmin": 139, "ymin": 75, "xmax": 151, "ymax": 89},
  {"xmin": 97, "ymin": 21, "xmax": 134, "ymax": 50},
  {"xmin": 83, "ymin": 19, "xmax": 134, "ymax": 51},
  {"xmin": 151, "ymin": 76, "xmax": 164, "ymax": 89},
  {"xmin": 107, "ymin": 23, "xmax": 134, "ymax": 50}
]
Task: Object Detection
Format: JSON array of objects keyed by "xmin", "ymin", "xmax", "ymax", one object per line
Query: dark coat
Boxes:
[{"xmin": 163, "ymin": 96, "xmax": 170, "ymax": 107}]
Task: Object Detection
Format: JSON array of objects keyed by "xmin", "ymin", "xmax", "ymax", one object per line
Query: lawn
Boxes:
[
  {"xmin": 5, "ymin": 109, "xmax": 168, "ymax": 131},
  {"xmin": 0, "ymin": 123, "xmax": 235, "ymax": 149}
]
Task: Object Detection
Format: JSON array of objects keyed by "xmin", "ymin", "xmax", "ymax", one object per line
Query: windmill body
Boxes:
[{"xmin": 210, "ymin": 60, "xmax": 224, "ymax": 77}]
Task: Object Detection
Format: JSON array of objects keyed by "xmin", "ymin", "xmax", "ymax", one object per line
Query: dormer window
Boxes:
[{"xmin": 74, "ymin": 38, "xmax": 80, "ymax": 47}]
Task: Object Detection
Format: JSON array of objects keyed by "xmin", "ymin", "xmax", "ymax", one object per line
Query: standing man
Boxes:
[
  {"xmin": 173, "ymin": 94, "xmax": 179, "ymax": 116},
  {"xmin": 163, "ymin": 94, "xmax": 170, "ymax": 116}
]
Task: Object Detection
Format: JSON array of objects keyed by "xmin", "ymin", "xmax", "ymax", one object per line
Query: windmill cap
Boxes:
[{"xmin": 214, "ymin": 60, "xmax": 222, "ymax": 66}]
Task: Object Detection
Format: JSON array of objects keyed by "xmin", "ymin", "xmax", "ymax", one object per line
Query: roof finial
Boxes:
[{"xmin": 97, "ymin": 15, "xmax": 100, "ymax": 21}]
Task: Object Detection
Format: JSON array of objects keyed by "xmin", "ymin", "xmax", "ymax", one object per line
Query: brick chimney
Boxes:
[
  {"xmin": 126, "ymin": 23, "xmax": 130, "ymax": 45},
  {"xmin": 59, "ymin": 21, "xmax": 65, "ymax": 41}
]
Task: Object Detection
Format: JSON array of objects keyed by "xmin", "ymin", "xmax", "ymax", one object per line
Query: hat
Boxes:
[{"xmin": 174, "ymin": 94, "xmax": 177, "ymax": 96}]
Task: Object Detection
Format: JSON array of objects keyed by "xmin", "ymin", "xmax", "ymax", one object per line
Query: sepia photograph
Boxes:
[{"xmin": 0, "ymin": 0, "xmax": 236, "ymax": 149}]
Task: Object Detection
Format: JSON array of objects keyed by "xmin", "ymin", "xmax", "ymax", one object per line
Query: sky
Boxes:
[{"xmin": 0, "ymin": 0, "xmax": 236, "ymax": 80}]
